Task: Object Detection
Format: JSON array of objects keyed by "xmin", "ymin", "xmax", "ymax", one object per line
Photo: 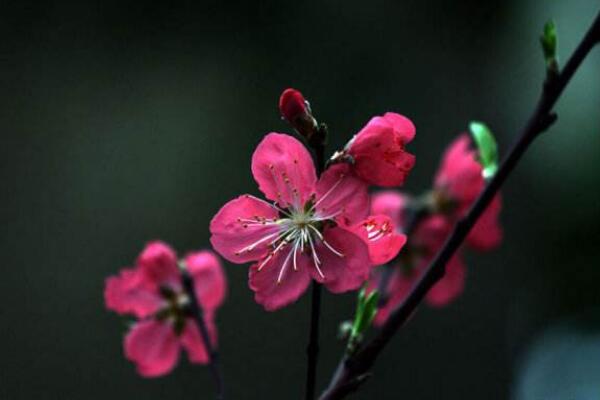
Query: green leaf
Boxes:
[
  {"xmin": 469, "ymin": 121, "xmax": 498, "ymax": 179},
  {"xmin": 540, "ymin": 20, "xmax": 558, "ymax": 71},
  {"xmin": 346, "ymin": 287, "xmax": 380, "ymax": 353}
]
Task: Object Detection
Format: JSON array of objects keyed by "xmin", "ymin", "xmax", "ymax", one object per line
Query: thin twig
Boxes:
[
  {"xmin": 320, "ymin": 10, "xmax": 600, "ymax": 400},
  {"xmin": 305, "ymin": 134, "xmax": 327, "ymax": 400},
  {"xmin": 182, "ymin": 270, "xmax": 225, "ymax": 400}
]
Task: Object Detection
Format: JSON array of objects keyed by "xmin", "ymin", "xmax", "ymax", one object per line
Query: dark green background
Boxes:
[{"xmin": 2, "ymin": 1, "xmax": 599, "ymax": 399}]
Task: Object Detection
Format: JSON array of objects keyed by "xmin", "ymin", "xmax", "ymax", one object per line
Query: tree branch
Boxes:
[
  {"xmin": 182, "ymin": 270, "xmax": 225, "ymax": 400},
  {"xmin": 306, "ymin": 129, "xmax": 327, "ymax": 400},
  {"xmin": 320, "ymin": 10, "xmax": 600, "ymax": 400}
]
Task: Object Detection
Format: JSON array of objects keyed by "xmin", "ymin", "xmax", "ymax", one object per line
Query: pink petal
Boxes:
[
  {"xmin": 248, "ymin": 247, "xmax": 312, "ymax": 311},
  {"xmin": 210, "ymin": 195, "xmax": 280, "ymax": 263},
  {"xmin": 370, "ymin": 191, "xmax": 409, "ymax": 227},
  {"xmin": 185, "ymin": 250, "xmax": 227, "ymax": 311},
  {"xmin": 370, "ymin": 268, "xmax": 415, "ymax": 326},
  {"xmin": 251, "ymin": 133, "xmax": 317, "ymax": 208},
  {"xmin": 314, "ymin": 163, "xmax": 369, "ymax": 226},
  {"xmin": 426, "ymin": 254, "xmax": 466, "ymax": 307},
  {"xmin": 345, "ymin": 215, "xmax": 407, "ymax": 265},
  {"xmin": 104, "ymin": 267, "xmax": 162, "ymax": 318},
  {"xmin": 309, "ymin": 227, "xmax": 371, "ymax": 293},
  {"xmin": 179, "ymin": 318, "xmax": 217, "ymax": 364},
  {"xmin": 124, "ymin": 320, "xmax": 180, "ymax": 378},
  {"xmin": 348, "ymin": 114, "xmax": 416, "ymax": 187},
  {"xmin": 467, "ymin": 195, "xmax": 502, "ymax": 251},
  {"xmin": 413, "ymin": 215, "xmax": 452, "ymax": 251},
  {"xmin": 383, "ymin": 112, "xmax": 416, "ymax": 142},
  {"xmin": 434, "ymin": 134, "xmax": 483, "ymax": 205},
  {"xmin": 137, "ymin": 241, "xmax": 180, "ymax": 288}
]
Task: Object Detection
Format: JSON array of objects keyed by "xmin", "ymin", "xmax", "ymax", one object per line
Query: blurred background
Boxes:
[{"xmin": 1, "ymin": 1, "xmax": 599, "ymax": 399}]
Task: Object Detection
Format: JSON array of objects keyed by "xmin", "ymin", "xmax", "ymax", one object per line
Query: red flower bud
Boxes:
[
  {"xmin": 278, "ymin": 88, "xmax": 317, "ymax": 139},
  {"xmin": 279, "ymin": 88, "xmax": 308, "ymax": 122}
]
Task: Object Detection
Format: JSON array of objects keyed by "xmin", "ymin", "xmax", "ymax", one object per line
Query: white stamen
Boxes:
[
  {"xmin": 310, "ymin": 174, "xmax": 345, "ymax": 211},
  {"xmin": 322, "ymin": 239, "xmax": 345, "ymax": 258},
  {"xmin": 277, "ymin": 247, "xmax": 295, "ymax": 284},
  {"xmin": 246, "ymin": 194, "xmax": 292, "ymax": 217}
]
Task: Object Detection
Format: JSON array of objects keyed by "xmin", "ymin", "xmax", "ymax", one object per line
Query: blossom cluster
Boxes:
[
  {"xmin": 369, "ymin": 134, "xmax": 502, "ymax": 324},
  {"xmin": 103, "ymin": 88, "xmax": 503, "ymax": 379},
  {"xmin": 209, "ymin": 89, "xmax": 416, "ymax": 311}
]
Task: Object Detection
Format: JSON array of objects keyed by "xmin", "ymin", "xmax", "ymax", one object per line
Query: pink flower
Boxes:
[
  {"xmin": 345, "ymin": 112, "xmax": 416, "ymax": 187},
  {"xmin": 210, "ymin": 133, "xmax": 403, "ymax": 311},
  {"xmin": 434, "ymin": 134, "xmax": 502, "ymax": 250},
  {"xmin": 104, "ymin": 241, "xmax": 226, "ymax": 377},
  {"xmin": 369, "ymin": 192, "xmax": 466, "ymax": 324}
]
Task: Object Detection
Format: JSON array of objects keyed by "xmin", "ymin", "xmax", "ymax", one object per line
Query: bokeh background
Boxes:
[{"xmin": 1, "ymin": 1, "xmax": 599, "ymax": 399}]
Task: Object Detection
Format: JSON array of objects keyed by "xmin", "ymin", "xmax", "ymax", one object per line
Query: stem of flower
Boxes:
[
  {"xmin": 320, "ymin": 10, "xmax": 600, "ymax": 400},
  {"xmin": 305, "ymin": 126, "xmax": 328, "ymax": 400},
  {"xmin": 306, "ymin": 281, "xmax": 322, "ymax": 400},
  {"xmin": 181, "ymin": 270, "xmax": 225, "ymax": 400}
]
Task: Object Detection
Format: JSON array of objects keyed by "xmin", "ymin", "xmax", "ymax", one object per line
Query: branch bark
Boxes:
[
  {"xmin": 306, "ymin": 131, "xmax": 327, "ymax": 400},
  {"xmin": 320, "ymin": 10, "xmax": 600, "ymax": 400},
  {"xmin": 182, "ymin": 270, "xmax": 225, "ymax": 400}
]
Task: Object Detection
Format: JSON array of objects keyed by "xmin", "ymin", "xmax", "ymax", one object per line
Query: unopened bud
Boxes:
[{"xmin": 279, "ymin": 88, "xmax": 318, "ymax": 139}]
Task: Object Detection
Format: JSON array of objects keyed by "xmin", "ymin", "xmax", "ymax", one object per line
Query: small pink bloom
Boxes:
[
  {"xmin": 104, "ymin": 242, "xmax": 225, "ymax": 377},
  {"xmin": 210, "ymin": 133, "xmax": 375, "ymax": 311},
  {"xmin": 371, "ymin": 252, "xmax": 465, "ymax": 325},
  {"xmin": 345, "ymin": 215, "xmax": 407, "ymax": 265},
  {"xmin": 368, "ymin": 194, "xmax": 467, "ymax": 324},
  {"xmin": 346, "ymin": 112, "xmax": 416, "ymax": 187},
  {"xmin": 434, "ymin": 134, "xmax": 502, "ymax": 250}
]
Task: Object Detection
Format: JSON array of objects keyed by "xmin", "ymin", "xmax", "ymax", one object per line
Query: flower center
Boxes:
[
  {"xmin": 237, "ymin": 195, "xmax": 345, "ymax": 284},
  {"xmin": 156, "ymin": 286, "xmax": 190, "ymax": 335}
]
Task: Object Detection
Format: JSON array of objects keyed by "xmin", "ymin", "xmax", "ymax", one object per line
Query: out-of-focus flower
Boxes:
[
  {"xmin": 368, "ymin": 133, "xmax": 504, "ymax": 324},
  {"xmin": 434, "ymin": 134, "xmax": 502, "ymax": 250},
  {"xmin": 369, "ymin": 212, "xmax": 466, "ymax": 324},
  {"xmin": 210, "ymin": 133, "xmax": 403, "ymax": 311},
  {"xmin": 343, "ymin": 112, "xmax": 416, "ymax": 187},
  {"xmin": 104, "ymin": 242, "xmax": 226, "ymax": 377}
]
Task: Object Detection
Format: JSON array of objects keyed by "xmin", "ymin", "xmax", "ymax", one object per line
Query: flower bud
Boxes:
[{"xmin": 279, "ymin": 88, "xmax": 318, "ymax": 139}]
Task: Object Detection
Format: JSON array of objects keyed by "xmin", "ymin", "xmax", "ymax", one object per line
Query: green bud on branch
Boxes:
[{"xmin": 469, "ymin": 121, "xmax": 498, "ymax": 180}]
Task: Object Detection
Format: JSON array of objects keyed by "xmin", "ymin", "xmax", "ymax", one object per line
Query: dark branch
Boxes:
[
  {"xmin": 319, "ymin": 10, "xmax": 600, "ymax": 400},
  {"xmin": 182, "ymin": 270, "xmax": 225, "ymax": 400},
  {"xmin": 305, "ymin": 125, "xmax": 328, "ymax": 400}
]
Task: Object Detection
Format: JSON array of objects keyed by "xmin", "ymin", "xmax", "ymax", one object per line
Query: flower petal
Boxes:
[
  {"xmin": 426, "ymin": 254, "xmax": 466, "ymax": 307},
  {"xmin": 185, "ymin": 250, "xmax": 227, "ymax": 311},
  {"xmin": 137, "ymin": 241, "xmax": 180, "ymax": 288},
  {"xmin": 467, "ymin": 195, "xmax": 502, "ymax": 251},
  {"xmin": 124, "ymin": 320, "xmax": 180, "ymax": 378},
  {"xmin": 179, "ymin": 318, "xmax": 217, "ymax": 364},
  {"xmin": 210, "ymin": 195, "xmax": 280, "ymax": 264},
  {"xmin": 314, "ymin": 163, "xmax": 369, "ymax": 226},
  {"xmin": 370, "ymin": 268, "xmax": 416, "ymax": 326},
  {"xmin": 370, "ymin": 191, "xmax": 409, "ymax": 227},
  {"xmin": 383, "ymin": 112, "xmax": 416, "ymax": 142},
  {"xmin": 248, "ymin": 247, "xmax": 312, "ymax": 311},
  {"xmin": 309, "ymin": 227, "xmax": 371, "ymax": 293},
  {"xmin": 347, "ymin": 114, "xmax": 416, "ymax": 187},
  {"xmin": 346, "ymin": 215, "xmax": 407, "ymax": 265},
  {"xmin": 434, "ymin": 134, "xmax": 482, "ymax": 204},
  {"xmin": 251, "ymin": 133, "xmax": 317, "ymax": 208},
  {"xmin": 104, "ymin": 267, "xmax": 162, "ymax": 318}
]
